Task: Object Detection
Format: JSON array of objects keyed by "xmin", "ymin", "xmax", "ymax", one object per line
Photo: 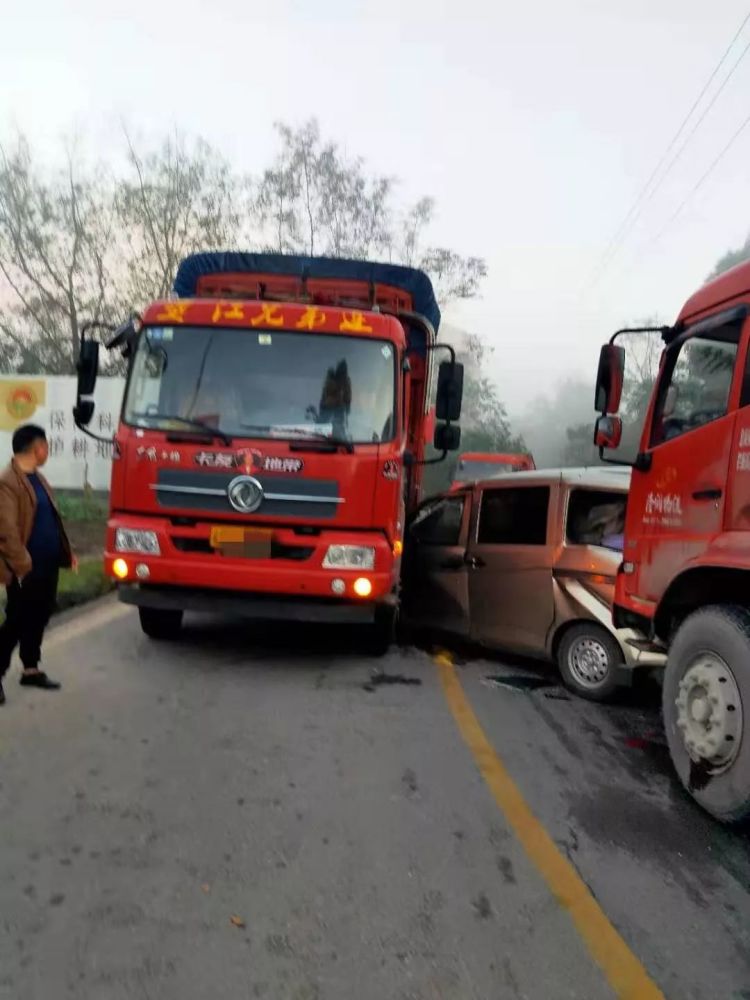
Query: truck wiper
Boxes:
[
  {"xmin": 140, "ymin": 414, "xmax": 232, "ymax": 446},
  {"xmin": 288, "ymin": 435, "xmax": 355, "ymax": 455},
  {"xmin": 240, "ymin": 423, "xmax": 355, "ymax": 454}
]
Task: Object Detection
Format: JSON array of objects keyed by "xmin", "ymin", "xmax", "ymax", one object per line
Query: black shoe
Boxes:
[
  {"xmin": 0, "ymin": 680, "xmax": 5, "ymax": 705},
  {"xmin": 20, "ymin": 671, "xmax": 61, "ymax": 691}
]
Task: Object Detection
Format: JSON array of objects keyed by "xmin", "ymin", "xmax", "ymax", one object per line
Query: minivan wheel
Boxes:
[
  {"xmin": 557, "ymin": 623, "xmax": 621, "ymax": 702},
  {"xmin": 138, "ymin": 607, "xmax": 183, "ymax": 641}
]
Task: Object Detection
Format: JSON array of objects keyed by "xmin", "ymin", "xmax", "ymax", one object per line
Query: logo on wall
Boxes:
[{"xmin": 0, "ymin": 379, "xmax": 46, "ymax": 430}]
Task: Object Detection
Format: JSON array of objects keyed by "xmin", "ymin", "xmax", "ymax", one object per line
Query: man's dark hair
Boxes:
[{"xmin": 12, "ymin": 424, "xmax": 47, "ymax": 455}]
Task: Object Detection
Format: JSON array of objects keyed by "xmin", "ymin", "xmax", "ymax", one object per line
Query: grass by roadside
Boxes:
[
  {"xmin": 57, "ymin": 558, "xmax": 113, "ymax": 612},
  {"xmin": 0, "ymin": 558, "xmax": 113, "ymax": 620}
]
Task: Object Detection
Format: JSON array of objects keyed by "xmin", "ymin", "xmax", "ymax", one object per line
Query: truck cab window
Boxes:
[
  {"xmin": 651, "ymin": 332, "xmax": 738, "ymax": 446},
  {"xmin": 477, "ymin": 487, "xmax": 549, "ymax": 545},
  {"xmin": 410, "ymin": 497, "xmax": 465, "ymax": 546}
]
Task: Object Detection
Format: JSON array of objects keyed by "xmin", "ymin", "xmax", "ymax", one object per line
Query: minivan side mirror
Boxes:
[
  {"xmin": 594, "ymin": 414, "xmax": 623, "ymax": 450},
  {"xmin": 434, "ymin": 422, "xmax": 461, "ymax": 452},
  {"xmin": 436, "ymin": 361, "xmax": 464, "ymax": 422},
  {"xmin": 594, "ymin": 344, "xmax": 625, "ymax": 414},
  {"xmin": 73, "ymin": 339, "xmax": 100, "ymax": 428}
]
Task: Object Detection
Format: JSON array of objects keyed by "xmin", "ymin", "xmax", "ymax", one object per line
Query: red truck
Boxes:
[
  {"xmin": 450, "ymin": 451, "xmax": 535, "ymax": 490},
  {"xmin": 74, "ymin": 254, "xmax": 463, "ymax": 650},
  {"xmin": 594, "ymin": 259, "xmax": 750, "ymax": 822}
]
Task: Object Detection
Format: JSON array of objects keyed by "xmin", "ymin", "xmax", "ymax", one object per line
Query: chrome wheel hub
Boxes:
[
  {"xmin": 675, "ymin": 654, "xmax": 742, "ymax": 768},
  {"xmin": 568, "ymin": 637, "xmax": 610, "ymax": 687}
]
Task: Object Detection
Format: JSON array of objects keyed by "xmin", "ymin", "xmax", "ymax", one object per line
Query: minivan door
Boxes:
[
  {"xmin": 466, "ymin": 484, "xmax": 555, "ymax": 653},
  {"xmin": 402, "ymin": 492, "xmax": 471, "ymax": 637}
]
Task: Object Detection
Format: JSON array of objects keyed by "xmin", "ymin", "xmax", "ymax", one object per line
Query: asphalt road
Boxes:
[{"xmin": 1, "ymin": 600, "xmax": 749, "ymax": 1000}]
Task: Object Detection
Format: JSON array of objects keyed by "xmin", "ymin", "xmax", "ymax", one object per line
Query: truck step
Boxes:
[{"xmin": 625, "ymin": 636, "xmax": 667, "ymax": 654}]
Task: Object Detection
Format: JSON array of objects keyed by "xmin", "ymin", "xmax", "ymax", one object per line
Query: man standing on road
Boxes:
[{"xmin": 0, "ymin": 424, "xmax": 74, "ymax": 705}]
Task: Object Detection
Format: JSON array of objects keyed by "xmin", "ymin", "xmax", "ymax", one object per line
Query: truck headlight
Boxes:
[
  {"xmin": 115, "ymin": 528, "xmax": 161, "ymax": 556},
  {"xmin": 323, "ymin": 545, "xmax": 375, "ymax": 570}
]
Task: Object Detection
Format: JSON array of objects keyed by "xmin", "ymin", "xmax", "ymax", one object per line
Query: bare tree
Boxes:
[
  {"xmin": 117, "ymin": 131, "xmax": 242, "ymax": 306},
  {"xmin": 255, "ymin": 120, "xmax": 486, "ymax": 305},
  {"xmin": 0, "ymin": 137, "xmax": 116, "ymax": 373}
]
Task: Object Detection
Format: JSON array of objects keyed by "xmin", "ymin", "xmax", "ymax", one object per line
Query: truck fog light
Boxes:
[
  {"xmin": 112, "ymin": 558, "xmax": 129, "ymax": 580},
  {"xmin": 353, "ymin": 577, "xmax": 373, "ymax": 598},
  {"xmin": 135, "ymin": 563, "xmax": 150, "ymax": 580},
  {"xmin": 331, "ymin": 578, "xmax": 345, "ymax": 595}
]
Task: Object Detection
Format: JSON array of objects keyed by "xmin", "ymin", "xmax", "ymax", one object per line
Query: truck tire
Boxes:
[
  {"xmin": 663, "ymin": 605, "xmax": 750, "ymax": 824},
  {"xmin": 138, "ymin": 607, "xmax": 183, "ymax": 641},
  {"xmin": 367, "ymin": 606, "xmax": 397, "ymax": 657},
  {"xmin": 557, "ymin": 623, "xmax": 621, "ymax": 702}
]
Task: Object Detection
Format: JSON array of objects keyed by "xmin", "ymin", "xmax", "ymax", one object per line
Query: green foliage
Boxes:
[
  {"xmin": 422, "ymin": 371, "xmax": 525, "ymax": 497},
  {"xmin": 56, "ymin": 491, "xmax": 108, "ymax": 522},
  {"xmin": 707, "ymin": 235, "xmax": 750, "ymax": 281},
  {"xmin": 56, "ymin": 558, "xmax": 112, "ymax": 612}
]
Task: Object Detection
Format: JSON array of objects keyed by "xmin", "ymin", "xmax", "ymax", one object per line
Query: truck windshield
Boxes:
[
  {"xmin": 455, "ymin": 460, "xmax": 517, "ymax": 481},
  {"xmin": 123, "ymin": 326, "xmax": 396, "ymax": 444}
]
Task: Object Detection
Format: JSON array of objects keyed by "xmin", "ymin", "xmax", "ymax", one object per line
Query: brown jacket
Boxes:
[{"xmin": 0, "ymin": 461, "xmax": 72, "ymax": 584}]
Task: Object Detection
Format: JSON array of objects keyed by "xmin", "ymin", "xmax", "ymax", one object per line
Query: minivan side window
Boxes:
[
  {"xmin": 566, "ymin": 489, "xmax": 626, "ymax": 551},
  {"xmin": 477, "ymin": 487, "xmax": 549, "ymax": 545},
  {"xmin": 410, "ymin": 496, "xmax": 465, "ymax": 546}
]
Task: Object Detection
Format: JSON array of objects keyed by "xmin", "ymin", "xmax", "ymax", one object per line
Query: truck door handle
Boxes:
[
  {"xmin": 466, "ymin": 555, "xmax": 485, "ymax": 569},
  {"xmin": 692, "ymin": 488, "xmax": 722, "ymax": 501}
]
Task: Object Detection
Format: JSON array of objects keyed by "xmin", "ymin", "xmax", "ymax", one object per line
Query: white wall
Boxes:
[{"xmin": 0, "ymin": 376, "xmax": 125, "ymax": 490}]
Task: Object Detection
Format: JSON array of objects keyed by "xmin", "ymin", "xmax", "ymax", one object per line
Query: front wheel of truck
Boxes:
[
  {"xmin": 367, "ymin": 606, "xmax": 398, "ymax": 657},
  {"xmin": 138, "ymin": 607, "xmax": 184, "ymax": 641},
  {"xmin": 663, "ymin": 605, "xmax": 750, "ymax": 825}
]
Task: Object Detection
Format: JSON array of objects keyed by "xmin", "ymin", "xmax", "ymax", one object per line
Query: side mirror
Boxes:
[
  {"xmin": 77, "ymin": 339, "xmax": 99, "ymax": 397},
  {"xmin": 594, "ymin": 415, "xmax": 623, "ymax": 450},
  {"xmin": 434, "ymin": 422, "xmax": 461, "ymax": 452},
  {"xmin": 73, "ymin": 400, "xmax": 95, "ymax": 427},
  {"xmin": 436, "ymin": 361, "xmax": 464, "ymax": 422},
  {"xmin": 106, "ymin": 316, "xmax": 140, "ymax": 357},
  {"xmin": 73, "ymin": 339, "xmax": 99, "ymax": 428},
  {"xmin": 595, "ymin": 344, "xmax": 625, "ymax": 414}
]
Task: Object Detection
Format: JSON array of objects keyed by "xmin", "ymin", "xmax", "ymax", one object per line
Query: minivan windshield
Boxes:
[{"xmin": 123, "ymin": 326, "xmax": 396, "ymax": 444}]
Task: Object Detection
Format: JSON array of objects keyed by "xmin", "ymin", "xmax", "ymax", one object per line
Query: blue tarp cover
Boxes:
[{"xmin": 174, "ymin": 252, "xmax": 440, "ymax": 333}]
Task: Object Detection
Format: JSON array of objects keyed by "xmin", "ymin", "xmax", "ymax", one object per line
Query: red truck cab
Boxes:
[
  {"xmin": 593, "ymin": 259, "xmax": 750, "ymax": 822},
  {"xmin": 450, "ymin": 451, "xmax": 535, "ymax": 490},
  {"xmin": 74, "ymin": 254, "xmax": 463, "ymax": 650}
]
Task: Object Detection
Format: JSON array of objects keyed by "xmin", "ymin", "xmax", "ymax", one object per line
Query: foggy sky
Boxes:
[{"xmin": 3, "ymin": 0, "xmax": 750, "ymax": 416}]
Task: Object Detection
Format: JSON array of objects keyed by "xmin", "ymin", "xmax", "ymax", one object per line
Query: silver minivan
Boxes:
[{"xmin": 402, "ymin": 467, "xmax": 664, "ymax": 700}]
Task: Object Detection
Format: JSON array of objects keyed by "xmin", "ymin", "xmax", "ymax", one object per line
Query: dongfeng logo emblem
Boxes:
[{"xmin": 227, "ymin": 475, "xmax": 264, "ymax": 513}]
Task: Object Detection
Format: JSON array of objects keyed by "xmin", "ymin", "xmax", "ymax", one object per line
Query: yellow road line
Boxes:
[
  {"xmin": 45, "ymin": 600, "xmax": 132, "ymax": 651},
  {"xmin": 435, "ymin": 653, "xmax": 664, "ymax": 1000}
]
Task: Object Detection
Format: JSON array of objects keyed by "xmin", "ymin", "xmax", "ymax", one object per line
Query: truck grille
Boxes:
[{"xmin": 153, "ymin": 470, "xmax": 342, "ymax": 520}]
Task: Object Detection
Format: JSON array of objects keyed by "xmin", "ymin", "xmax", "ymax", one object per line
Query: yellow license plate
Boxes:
[{"xmin": 210, "ymin": 524, "xmax": 273, "ymax": 559}]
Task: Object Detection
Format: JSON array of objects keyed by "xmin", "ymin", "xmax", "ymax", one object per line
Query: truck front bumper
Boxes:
[{"xmin": 119, "ymin": 583, "xmax": 394, "ymax": 624}]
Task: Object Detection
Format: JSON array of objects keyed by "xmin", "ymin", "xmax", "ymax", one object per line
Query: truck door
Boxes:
[
  {"xmin": 626, "ymin": 317, "xmax": 741, "ymax": 605},
  {"xmin": 466, "ymin": 483, "xmax": 555, "ymax": 653},
  {"xmin": 402, "ymin": 492, "xmax": 471, "ymax": 637}
]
